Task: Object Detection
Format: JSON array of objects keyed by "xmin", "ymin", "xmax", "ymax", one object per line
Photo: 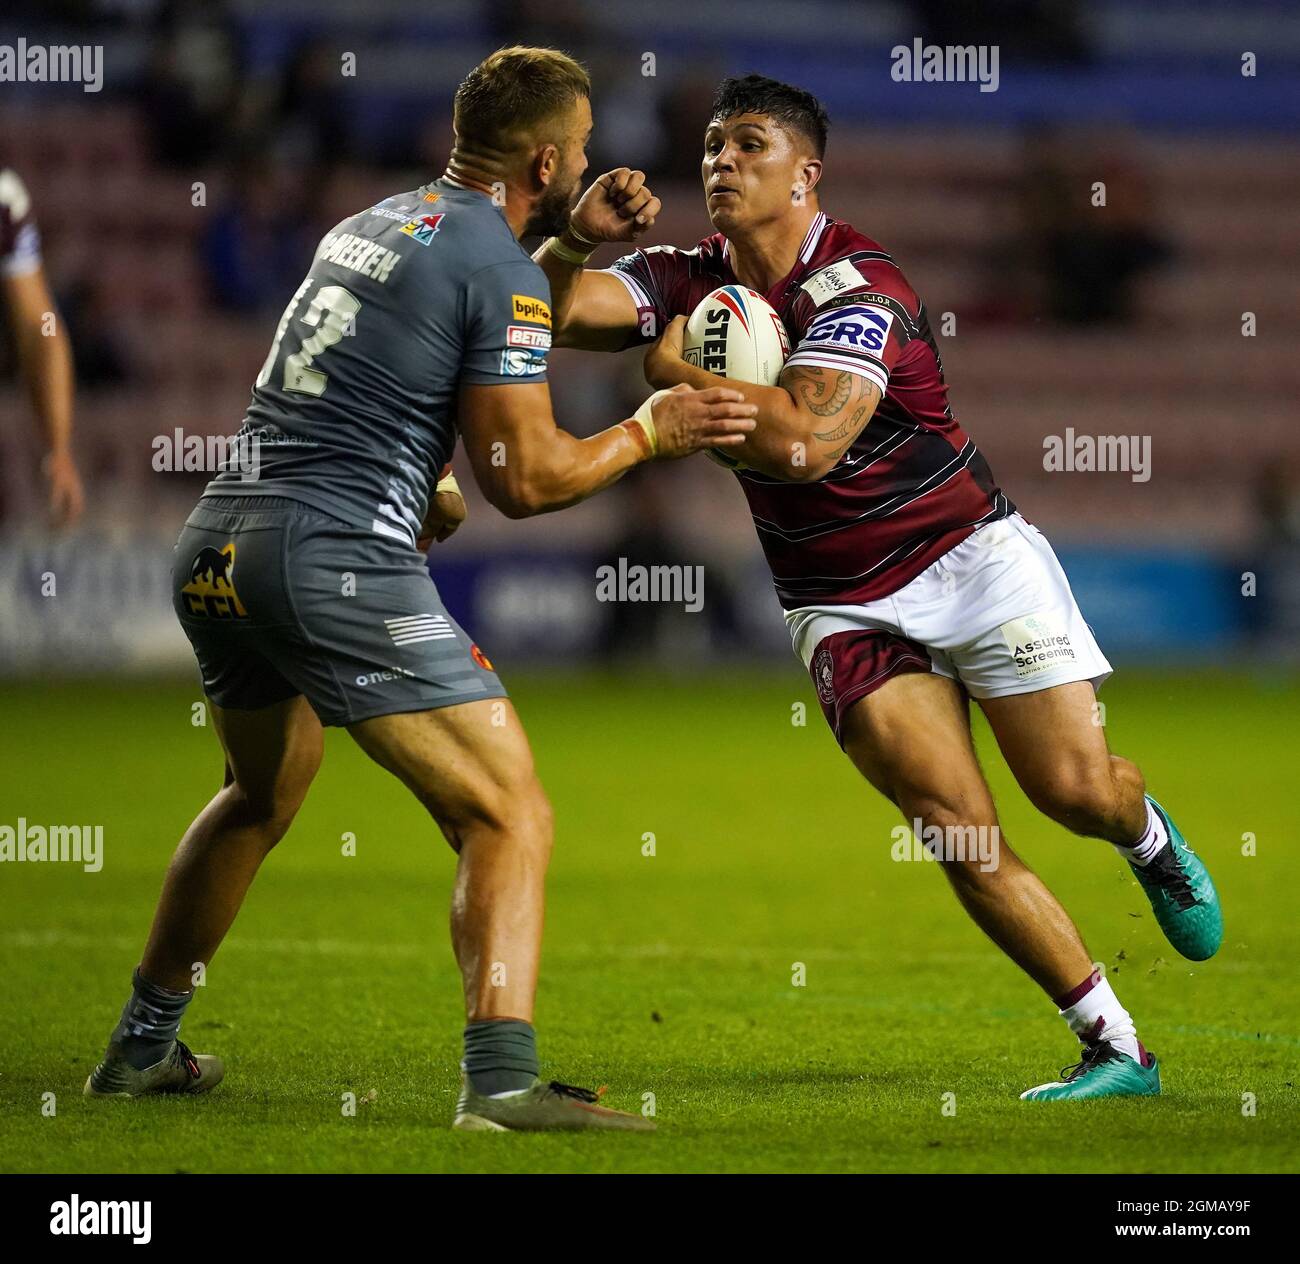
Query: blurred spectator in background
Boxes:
[
  {"xmin": 980, "ymin": 126, "xmax": 1173, "ymax": 326},
  {"xmin": 655, "ymin": 69, "xmax": 725, "ymax": 181},
  {"xmin": 596, "ymin": 470, "xmax": 741, "ymax": 662},
  {"xmin": 596, "ymin": 473, "xmax": 691, "ymax": 661},
  {"xmin": 200, "ymin": 154, "xmax": 314, "ymax": 315},
  {"xmin": 1249, "ymin": 460, "xmax": 1300, "ymax": 660},
  {"xmin": 57, "ymin": 277, "xmax": 132, "ymax": 391},
  {"xmin": 915, "ymin": 0, "xmax": 1092, "ymax": 63},
  {"xmin": 139, "ymin": 0, "xmax": 244, "ymax": 168},
  {"xmin": 0, "ymin": 168, "xmax": 84, "ymax": 527},
  {"xmin": 487, "ymin": 0, "xmax": 596, "ymax": 56},
  {"xmin": 259, "ymin": 38, "xmax": 351, "ymax": 172}
]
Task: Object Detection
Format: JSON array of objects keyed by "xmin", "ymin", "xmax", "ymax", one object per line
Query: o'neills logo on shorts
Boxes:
[{"xmin": 814, "ymin": 646, "xmax": 836, "ymax": 703}]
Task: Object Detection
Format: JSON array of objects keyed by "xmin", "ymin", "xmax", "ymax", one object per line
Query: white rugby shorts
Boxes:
[{"xmin": 786, "ymin": 514, "xmax": 1112, "ymax": 741}]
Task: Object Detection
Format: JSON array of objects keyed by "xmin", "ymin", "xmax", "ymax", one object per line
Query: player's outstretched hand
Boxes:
[
  {"xmin": 649, "ymin": 383, "xmax": 757, "ymax": 460},
  {"xmin": 569, "ymin": 168, "xmax": 662, "ymax": 245}
]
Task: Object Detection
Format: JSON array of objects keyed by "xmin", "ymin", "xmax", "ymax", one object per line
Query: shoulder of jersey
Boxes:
[
  {"xmin": 357, "ymin": 187, "xmax": 516, "ymax": 252},
  {"xmin": 795, "ymin": 220, "xmax": 919, "ymax": 319},
  {"xmin": 635, "ymin": 233, "xmax": 728, "ymax": 276}
]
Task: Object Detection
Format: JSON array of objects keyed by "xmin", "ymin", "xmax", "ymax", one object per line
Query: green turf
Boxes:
[{"xmin": 0, "ymin": 668, "xmax": 1295, "ymax": 1173}]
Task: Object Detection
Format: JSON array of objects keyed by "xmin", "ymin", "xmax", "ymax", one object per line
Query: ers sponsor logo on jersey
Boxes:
[
  {"xmin": 804, "ymin": 305, "xmax": 893, "ymax": 355},
  {"xmin": 606, "ymin": 211, "xmax": 1014, "ymax": 608}
]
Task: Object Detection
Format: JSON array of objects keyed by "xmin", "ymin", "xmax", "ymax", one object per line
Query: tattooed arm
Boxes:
[
  {"xmin": 783, "ymin": 366, "xmax": 882, "ymax": 473},
  {"xmin": 645, "ymin": 314, "xmax": 882, "ymax": 480}
]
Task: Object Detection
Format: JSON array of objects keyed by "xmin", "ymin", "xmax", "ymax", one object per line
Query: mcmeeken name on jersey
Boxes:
[{"xmin": 317, "ymin": 231, "xmax": 401, "ymax": 285}]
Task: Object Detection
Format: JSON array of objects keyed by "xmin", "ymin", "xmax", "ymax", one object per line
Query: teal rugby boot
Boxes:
[
  {"xmin": 1020, "ymin": 1042, "xmax": 1161, "ymax": 1101},
  {"xmin": 1127, "ymin": 795, "xmax": 1223, "ymax": 961}
]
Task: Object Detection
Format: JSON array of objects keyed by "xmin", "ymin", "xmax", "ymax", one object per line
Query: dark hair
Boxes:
[
  {"xmin": 454, "ymin": 46, "xmax": 590, "ymax": 152},
  {"xmin": 708, "ymin": 74, "xmax": 830, "ymax": 158}
]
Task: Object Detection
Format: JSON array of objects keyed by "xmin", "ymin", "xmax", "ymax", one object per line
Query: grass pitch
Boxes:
[{"xmin": 0, "ymin": 667, "xmax": 1296, "ymax": 1173}]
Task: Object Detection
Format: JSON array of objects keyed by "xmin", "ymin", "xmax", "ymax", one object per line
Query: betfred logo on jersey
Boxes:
[
  {"xmin": 511, "ymin": 295, "xmax": 552, "ymax": 327},
  {"xmin": 804, "ymin": 305, "xmax": 894, "ymax": 355},
  {"xmin": 507, "ymin": 324, "xmax": 552, "ymax": 349}
]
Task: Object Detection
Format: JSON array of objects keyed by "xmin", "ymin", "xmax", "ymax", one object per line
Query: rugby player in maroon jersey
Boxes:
[{"xmin": 536, "ymin": 74, "xmax": 1222, "ymax": 1101}]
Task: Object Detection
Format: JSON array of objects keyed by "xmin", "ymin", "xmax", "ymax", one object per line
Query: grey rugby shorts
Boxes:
[{"xmin": 172, "ymin": 495, "xmax": 506, "ymax": 726}]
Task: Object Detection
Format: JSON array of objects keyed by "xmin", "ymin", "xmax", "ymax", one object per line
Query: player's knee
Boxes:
[
  {"xmin": 427, "ymin": 770, "xmax": 553, "ymax": 860},
  {"xmin": 1027, "ymin": 761, "xmax": 1116, "ymax": 834},
  {"xmin": 896, "ymin": 787, "xmax": 992, "ymax": 837},
  {"xmin": 895, "ymin": 788, "xmax": 1002, "ymax": 877},
  {"xmin": 221, "ymin": 780, "xmax": 304, "ymax": 848}
]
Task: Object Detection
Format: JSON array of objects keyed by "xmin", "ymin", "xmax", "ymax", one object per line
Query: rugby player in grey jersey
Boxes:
[{"xmin": 84, "ymin": 47, "xmax": 754, "ymax": 1132}]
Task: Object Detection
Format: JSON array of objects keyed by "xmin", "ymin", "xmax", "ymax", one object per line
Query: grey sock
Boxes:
[
  {"xmin": 462, "ymin": 1019, "xmax": 539, "ymax": 1095},
  {"xmin": 111, "ymin": 967, "xmax": 195, "ymax": 1070}
]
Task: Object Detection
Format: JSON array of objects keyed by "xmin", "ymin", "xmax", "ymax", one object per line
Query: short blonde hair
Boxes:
[{"xmin": 453, "ymin": 46, "xmax": 590, "ymax": 153}]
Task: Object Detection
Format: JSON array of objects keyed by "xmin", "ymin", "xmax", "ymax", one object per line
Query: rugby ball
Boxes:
[{"xmin": 682, "ymin": 285, "xmax": 790, "ymax": 469}]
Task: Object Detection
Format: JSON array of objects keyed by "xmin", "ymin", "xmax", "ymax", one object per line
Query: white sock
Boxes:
[
  {"xmin": 1058, "ymin": 975, "xmax": 1142, "ymax": 1063},
  {"xmin": 1114, "ymin": 798, "xmax": 1168, "ymax": 868}
]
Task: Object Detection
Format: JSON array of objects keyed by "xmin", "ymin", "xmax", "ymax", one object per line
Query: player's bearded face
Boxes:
[
  {"xmin": 527, "ymin": 101, "xmax": 591, "ymax": 239},
  {"xmin": 530, "ymin": 162, "xmax": 584, "ymax": 238}
]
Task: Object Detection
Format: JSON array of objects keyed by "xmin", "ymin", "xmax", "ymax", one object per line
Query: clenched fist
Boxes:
[{"xmin": 568, "ymin": 168, "xmax": 662, "ymax": 246}]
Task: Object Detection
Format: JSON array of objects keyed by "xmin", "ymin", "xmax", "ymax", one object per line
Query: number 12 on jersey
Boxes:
[{"xmin": 256, "ymin": 281, "xmax": 363, "ymax": 398}]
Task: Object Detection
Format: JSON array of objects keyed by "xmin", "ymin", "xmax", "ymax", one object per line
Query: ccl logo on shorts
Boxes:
[{"xmin": 181, "ymin": 543, "xmax": 248, "ymax": 620}]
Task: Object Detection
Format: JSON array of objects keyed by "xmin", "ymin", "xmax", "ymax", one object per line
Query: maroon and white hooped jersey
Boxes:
[{"xmin": 606, "ymin": 212, "xmax": 1014, "ymax": 608}]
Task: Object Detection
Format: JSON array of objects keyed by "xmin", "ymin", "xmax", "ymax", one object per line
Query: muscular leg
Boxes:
[
  {"xmin": 840, "ymin": 672, "xmax": 1095, "ymax": 999},
  {"xmin": 348, "ymin": 699, "xmax": 551, "ymax": 1024},
  {"xmin": 139, "ymin": 695, "xmax": 324, "ymax": 991},
  {"xmin": 977, "ymin": 682, "xmax": 1146, "ymax": 844}
]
